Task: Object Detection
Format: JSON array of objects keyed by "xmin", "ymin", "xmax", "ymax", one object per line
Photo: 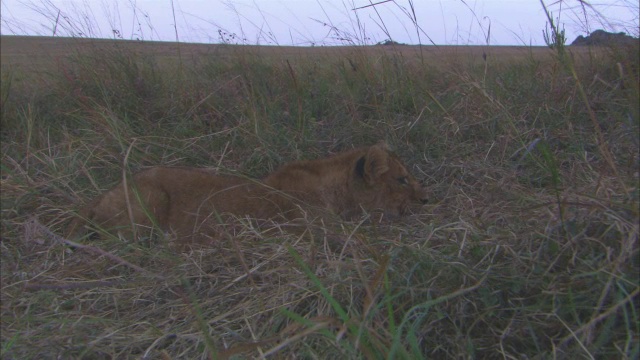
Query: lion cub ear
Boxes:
[
  {"xmin": 356, "ymin": 143, "xmax": 390, "ymax": 184},
  {"xmin": 376, "ymin": 140, "xmax": 391, "ymax": 151}
]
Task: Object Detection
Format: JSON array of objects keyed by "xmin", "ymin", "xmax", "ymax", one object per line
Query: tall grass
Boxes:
[{"xmin": 1, "ymin": 1, "xmax": 639, "ymax": 359}]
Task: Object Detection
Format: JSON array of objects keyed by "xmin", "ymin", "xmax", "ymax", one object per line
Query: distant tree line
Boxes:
[{"xmin": 571, "ymin": 29, "xmax": 638, "ymax": 46}]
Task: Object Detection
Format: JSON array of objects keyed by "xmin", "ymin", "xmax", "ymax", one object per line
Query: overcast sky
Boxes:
[{"xmin": 1, "ymin": 0, "xmax": 638, "ymax": 46}]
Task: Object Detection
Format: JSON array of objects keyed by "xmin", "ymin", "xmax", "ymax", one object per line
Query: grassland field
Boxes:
[{"xmin": 0, "ymin": 35, "xmax": 638, "ymax": 359}]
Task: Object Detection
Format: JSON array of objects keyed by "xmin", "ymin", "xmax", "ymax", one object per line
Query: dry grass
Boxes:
[{"xmin": 1, "ymin": 34, "xmax": 638, "ymax": 359}]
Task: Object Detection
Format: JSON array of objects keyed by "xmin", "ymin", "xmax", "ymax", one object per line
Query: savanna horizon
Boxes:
[{"xmin": 1, "ymin": 34, "xmax": 569, "ymax": 69}]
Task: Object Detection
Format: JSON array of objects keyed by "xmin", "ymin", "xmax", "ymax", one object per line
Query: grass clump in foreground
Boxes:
[{"xmin": 0, "ymin": 37, "xmax": 638, "ymax": 358}]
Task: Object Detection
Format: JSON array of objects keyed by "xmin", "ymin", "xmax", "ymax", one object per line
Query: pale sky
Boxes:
[{"xmin": 1, "ymin": 0, "xmax": 638, "ymax": 46}]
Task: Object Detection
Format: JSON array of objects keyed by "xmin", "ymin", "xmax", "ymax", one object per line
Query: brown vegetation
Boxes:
[{"xmin": 1, "ymin": 33, "xmax": 637, "ymax": 359}]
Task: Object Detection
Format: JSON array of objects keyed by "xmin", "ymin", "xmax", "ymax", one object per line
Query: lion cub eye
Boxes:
[{"xmin": 397, "ymin": 176, "xmax": 409, "ymax": 185}]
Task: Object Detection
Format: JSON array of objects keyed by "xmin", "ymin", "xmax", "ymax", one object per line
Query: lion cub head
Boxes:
[
  {"xmin": 264, "ymin": 141, "xmax": 428, "ymax": 220},
  {"xmin": 352, "ymin": 142, "xmax": 428, "ymax": 218}
]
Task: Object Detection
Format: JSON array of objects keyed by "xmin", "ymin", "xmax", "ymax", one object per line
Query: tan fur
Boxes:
[
  {"xmin": 67, "ymin": 168, "xmax": 297, "ymax": 242},
  {"xmin": 68, "ymin": 142, "xmax": 427, "ymax": 242}
]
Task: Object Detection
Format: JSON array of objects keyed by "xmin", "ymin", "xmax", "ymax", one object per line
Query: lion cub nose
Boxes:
[{"xmin": 415, "ymin": 184, "xmax": 429, "ymax": 204}]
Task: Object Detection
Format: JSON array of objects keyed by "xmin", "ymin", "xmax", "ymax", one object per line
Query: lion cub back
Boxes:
[{"xmin": 68, "ymin": 167, "xmax": 295, "ymax": 242}]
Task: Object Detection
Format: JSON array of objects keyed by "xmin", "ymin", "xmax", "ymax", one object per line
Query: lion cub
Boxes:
[{"xmin": 68, "ymin": 142, "xmax": 427, "ymax": 242}]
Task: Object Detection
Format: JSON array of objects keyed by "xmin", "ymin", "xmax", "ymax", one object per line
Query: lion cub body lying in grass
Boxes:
[{"xmin": 68, "ymin": 142, "xmax": 427, "ymax": 242}]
